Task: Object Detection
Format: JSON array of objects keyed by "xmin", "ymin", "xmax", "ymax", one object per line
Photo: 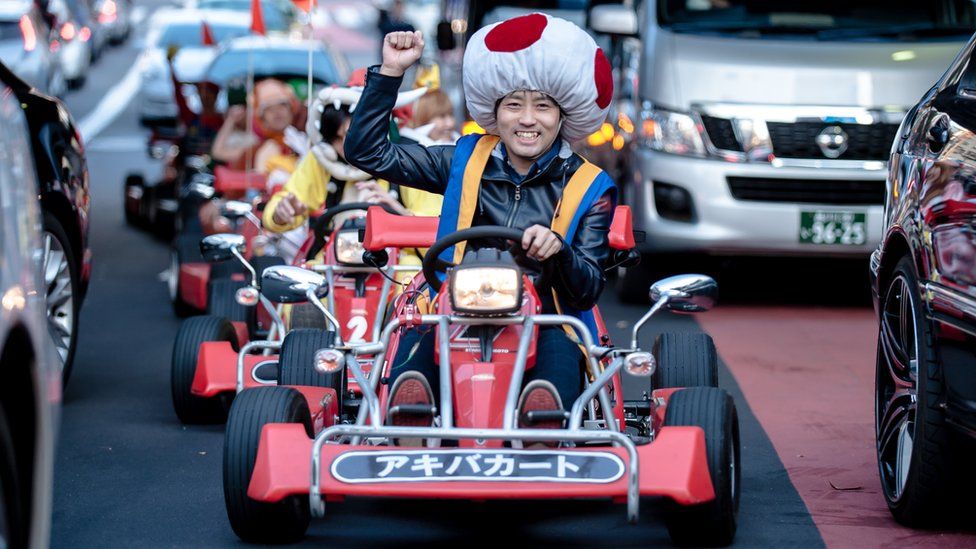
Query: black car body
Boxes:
[
  {"xmin": 870, "ymin": 34, "xmax": 976, "ymax": 526},
  {"xmin": 0, "ymin": 60, "xmax": 90, "ymax": 382}
]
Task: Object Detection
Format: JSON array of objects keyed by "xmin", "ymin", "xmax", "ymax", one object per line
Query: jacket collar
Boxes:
[{"xmin": 484, "ymin": 138, "xmax": 574, "ymax": 186}]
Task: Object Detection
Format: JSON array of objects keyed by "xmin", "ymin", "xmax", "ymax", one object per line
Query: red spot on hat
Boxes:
[
  {"xmin": 594, "ymin": 48, "xmax": 612, "ymax": 109},
  {"xmin": 485, "ymin": 13, "xmax": 548, "ymax": 52}
]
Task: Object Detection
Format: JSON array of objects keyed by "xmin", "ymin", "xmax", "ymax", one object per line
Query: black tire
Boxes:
[
  {"xmin": 171, "ymin": 315, "xmax": 239, "ymax": 424},
  {"xmin": 149, "ymin": 182, "xmax": 178, "ymax": 241},
  {"xmin": 170, "ymin": 233, "xmax": 204, "ymax": 317},
  {"xmin": 289, "ymin": 303, "xmax": 328, "ymax": 330},
  {"xmin": 278, "ymin": 329, "xmax": 340, "ymax": 391},
  {"xmin": 0, "ymin": 408, "xmax": 24, "ymax": 548},
  {"xmin": 123, "ymin": 173, "xmax": 144, "ymax": 227},
  {"xmin": 248, "ymin": 255, "xmax": 286, "ymax": 335},
  {"xmin": 223, "ymin": 387, "xmax": 312, "ymax": 543},
  {"xmin": 664, "ymin": 387, "xmax": 740, "ymax": 547},
  {"xmin": 876, "ymin": 256, "xmax": 962, "ymax": 526},
  {"xmin": 208, "ymin": 278, "xmax": 253, "ymax": 324},
  {"xmin": 66, "ymin": 75, "xmax": 85, "ymax": 89},
  {"xmin": 652, "ymin": 332, "xmax": 718, "ymax": 389},
  {"xmin": 42, "ymin": 213, "xmax": 80, "ymax": 385}
]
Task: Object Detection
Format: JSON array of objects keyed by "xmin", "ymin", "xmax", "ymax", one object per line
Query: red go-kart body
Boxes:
[{"xmin": 225, "ymin": 206, "xmax": 731, "ymax": 546}]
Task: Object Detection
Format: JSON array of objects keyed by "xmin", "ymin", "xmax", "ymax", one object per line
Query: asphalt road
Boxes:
[{"xmin": 45, "ymin": 3, "xmax": 903, "ymax": 547}]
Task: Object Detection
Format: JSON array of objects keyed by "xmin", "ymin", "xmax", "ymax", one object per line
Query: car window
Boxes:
[
  {"xmin": 0, "ymin": 21, "xmax": 20, "ymax": 41},
  {"xmin": 154, "ymin": 22, "xmax": 250, "ymax": 48}
]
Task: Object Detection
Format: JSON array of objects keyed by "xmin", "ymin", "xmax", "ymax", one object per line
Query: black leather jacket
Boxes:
[{"xmin": 345, "ymin": 67, "xmax": 615, "ymax": 313}]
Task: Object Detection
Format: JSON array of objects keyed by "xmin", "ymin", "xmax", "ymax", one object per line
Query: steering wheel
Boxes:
[
  {"xmin": 306, "ymin": 201, "xmax": 397, "ymax": 261},
  {"xmin": 422, "ymin": 225, "xmax": 526, "ymax": 293}
]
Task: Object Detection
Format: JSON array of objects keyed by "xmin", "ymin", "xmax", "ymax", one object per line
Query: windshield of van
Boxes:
[{"xmin": 659, "ymin": 0, "xmax": 976, "ymax": 41}]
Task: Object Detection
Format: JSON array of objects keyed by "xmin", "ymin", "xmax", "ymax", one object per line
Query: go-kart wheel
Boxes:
[
  {"xmin": 171, "ymin": 315, "xmax": 238, "ymax": 424},
  {"xmin": 123, "ymin": 173, "xmax": 145, "ymax": 227},
  {"xmin": 208, "ymin": 278, "xmax": 254, "ymax": 325},
  {"xmin": 170, "ymin": 233, "xmax": 204, "ymax": 317},
  {"xmin": 876, "ymin": 256, "xmax": 963, "ymax": 526},
  {"xmin": 652, "ymin": 332, "xmax": 718, "ymax": 389},
  {"xmin": 224, "ymin": 387, "xmax": 312, "ymax": 543},
  {"xmin": 278, "ymin": 329, "xmax": 341, "ymax": 392},
  {"xmin": 663, "ymin": 387, "xmax": 739, "ymax": 547},
  {"xmin": 289, "ymin": 303, "xmax": 328, "ymax": 330}
]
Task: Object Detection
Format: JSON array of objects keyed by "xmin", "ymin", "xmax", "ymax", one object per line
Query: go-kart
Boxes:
[
  {"xmin": 123, "ymin": 124, "xmax": 214, "ymax": 240},
  {"xmin": 168, "ymin": 167, "xmax": 277, "ymax": 318},
  {"xmin": 170, "ymin": 203, "xmax": 430, "ymax": 425},
  {"xmin": 221, "ymin": 206, "xmax": 740, "ymax": 546}
]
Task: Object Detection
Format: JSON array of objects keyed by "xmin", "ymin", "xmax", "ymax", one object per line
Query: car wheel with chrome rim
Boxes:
[
  {"xmin": 42, "ymin": 213, "xmax": 79, "ymax": 385},
  {"xmin": 876, "ymin": 256, "xmax": 961, "ymax": 526}
]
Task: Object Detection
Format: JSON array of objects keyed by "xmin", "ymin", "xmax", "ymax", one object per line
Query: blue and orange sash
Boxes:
[{"xmin": 435, "ymin": 134, "xmax": 616, "ymax": 341}]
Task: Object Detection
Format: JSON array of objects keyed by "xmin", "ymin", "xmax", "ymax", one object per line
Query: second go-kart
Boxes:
[
  {"xmin": 170, "ymin": 204, "xmax": 430, "ymax": 424},
  {"xmin": 221, "ymin": 207, "xmax": 740, "ymax": 546}
]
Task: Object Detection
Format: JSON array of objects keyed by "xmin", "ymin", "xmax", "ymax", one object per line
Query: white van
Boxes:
[{"xmin": 590, "ymin": 1, "xmax": 973, "ymax": 293}]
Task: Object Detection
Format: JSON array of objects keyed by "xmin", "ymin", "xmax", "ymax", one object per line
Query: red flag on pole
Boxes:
[
  {"xmin": 249, "ymin": 0, "xmax": 266, "ymax": 36},
  {"xmin": 201, "ymin": 21, "xmax": 216, "ymax": 46}
]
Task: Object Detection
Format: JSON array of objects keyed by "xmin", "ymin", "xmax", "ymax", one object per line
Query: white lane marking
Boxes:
[
  {"xmin": 75, "ymin": 5, "xmax": 153, "ymax": 142},
  {"xmin": 131, "ymin": 6, "xmax": 147, "ymax": 27},
  {"xmin": 85, "ymin": 135, "xmax": 146, "ymax": 152},
  {"xmin": 77, "ymin": 64, "xmax": 141, "ymax": 144}
]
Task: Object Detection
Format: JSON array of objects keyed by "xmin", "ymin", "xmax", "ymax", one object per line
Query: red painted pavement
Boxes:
[{"xmin": 697, "ymin": 306, "xmax": 975, "ymax": 548}]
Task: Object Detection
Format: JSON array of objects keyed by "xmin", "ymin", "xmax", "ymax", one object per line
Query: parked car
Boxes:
[
  {"xmin": 0, "ymin": 67, "xmax": 60, "ymax": 549},
  {"xmin": 0, "ymin": 60, "xmax": 91, "ymax": 384},
  {"xmin": 0, "ymin": 0, "xmax": 65, "ymax": 96},
  {"xmin": 870, "ymin": 32, "xmax": 976, "ymax": 527},
  {"xmin": 47, "ymin": 0, "xmax": 93, "ymax": 88},
  {"xmin": 137, "ymin": 8, "xmax": 252, "ymax": 126},
  {"xmin": 586, "ymin": 1, "xmax": 975, "ymax": 300},
  {"xmin": 94, "ymin": 0, "xmax": 130, "ymax": 45}
]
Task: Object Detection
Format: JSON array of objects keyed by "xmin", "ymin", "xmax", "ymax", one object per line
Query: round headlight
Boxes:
[
  {"xmin": 624, "ymin": 352, "xmax": 655, "ymax": 377},
  {"xmin": 314, "ymin": 348, "xmax": 344, "ymax": 374},
  {"xmin": 450, "ymin": 266, "xmax": 522, "ymax": 314}
]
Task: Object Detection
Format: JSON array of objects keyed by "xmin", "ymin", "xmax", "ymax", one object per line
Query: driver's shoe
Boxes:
[
  {"xmin": 387, "ymin": 371, "xmax": 436, "ymax": 447},
  {"xmin": 517, "ymin": 380, "xmax": 566, "ymax": 448}
]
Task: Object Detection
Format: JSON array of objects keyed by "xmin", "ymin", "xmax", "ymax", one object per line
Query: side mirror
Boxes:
[
  {"xmin": 649, "ymin": 274, "xmax": 718, "ymax": 313},
  {"xmin": 222, "ymin": 200, "xmax": 253, "ymax": 220},
  {"xmin": 187, "ymin": 182, "xmax": 215, "ymax": 199},
  {"xmin": 436, "ymin": 19, "xmax": 456, "ymax": 51},
  {"xmin": 261, "ymin": 265, "xmax": 328, "ymax": 304},
  {"xmin": 200, "ymin": 233, "xmax": 246, "ymax": 263},
  {"xmin": 589, "ymin": 4, "xmax": 638, "ymax": 36}
]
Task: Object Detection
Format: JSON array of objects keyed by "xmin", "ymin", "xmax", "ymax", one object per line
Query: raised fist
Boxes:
[{"xmin": 380, "ymin": 31, "xmax": 424, "ymax": 78}]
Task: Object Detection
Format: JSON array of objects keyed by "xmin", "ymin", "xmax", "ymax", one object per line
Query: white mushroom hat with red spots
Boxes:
[{"xmin": 462, "ymin": 12, "xmax": 613, "ymax": 142}]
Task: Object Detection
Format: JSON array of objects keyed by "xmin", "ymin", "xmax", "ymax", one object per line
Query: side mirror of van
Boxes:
[{"xmin": 589, "ymin": 4, "xmax": 638, "ymax": 36}]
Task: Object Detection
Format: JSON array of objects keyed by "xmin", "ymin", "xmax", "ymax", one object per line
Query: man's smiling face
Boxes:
[{"xmin": 495, "ymin": 90, "xmax": 562, "ymax": 173}]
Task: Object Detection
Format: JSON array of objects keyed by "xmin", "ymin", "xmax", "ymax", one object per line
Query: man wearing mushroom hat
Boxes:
[{"xmin": 345, "ymin": 14, "xmax": 616, "ymax": 440}]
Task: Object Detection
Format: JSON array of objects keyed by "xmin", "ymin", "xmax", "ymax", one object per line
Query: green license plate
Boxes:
[{"xmin": 799, "ymin": 210, "xmax": 867, "ymax": 245}]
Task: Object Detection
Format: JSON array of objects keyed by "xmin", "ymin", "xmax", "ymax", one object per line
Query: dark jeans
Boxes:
[{"xmin": 390, "ymin": 326, "xmax": 583, "ymax": 409}]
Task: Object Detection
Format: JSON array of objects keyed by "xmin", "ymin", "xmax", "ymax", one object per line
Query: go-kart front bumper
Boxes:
[{"xmin": 247, "ymin": 423, "xmax": 715, "ymax": 523}]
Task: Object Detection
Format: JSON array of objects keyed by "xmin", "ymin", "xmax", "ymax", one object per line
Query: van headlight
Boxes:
[
  {"xmin": 334, "ymin": 230, "xmax": 365, "ymax": 265},
  {"xmin": 450, "ymin": 267, "xmax": 522, "ymax": 315},
  {"xmin": 639, "ymin": 106, "xmax": 707, "ymax": 158}
]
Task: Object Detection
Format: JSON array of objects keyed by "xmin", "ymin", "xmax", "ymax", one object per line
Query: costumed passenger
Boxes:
[
  {"xmin": 344, "ymin": 15, "xmax": 617, "ymax": 442},
  {"xmin": 261, "ymin": 79, "xmax": 434, "ymax": 264}
]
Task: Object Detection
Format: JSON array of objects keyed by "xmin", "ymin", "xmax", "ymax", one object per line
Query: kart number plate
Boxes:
[
  {"xmin": 332, "ymin": 449, "xmax": 625, "ymax": 484},
  {"xmin": 799, "ymin": 210, "xmax": 867, "ymax": 245}
]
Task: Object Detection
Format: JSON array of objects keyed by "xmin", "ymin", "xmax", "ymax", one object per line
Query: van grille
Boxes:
[
  {"xmin": 700, "ymin": 115, "xmax": 742, "ymax": 151},
  {"xmin": 766, "ymin": 122, "xmax": 898, "ymax": 161},
  {"xmin": 727, "ymin": 176, "xmax": 885, "ymax": 205}
]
